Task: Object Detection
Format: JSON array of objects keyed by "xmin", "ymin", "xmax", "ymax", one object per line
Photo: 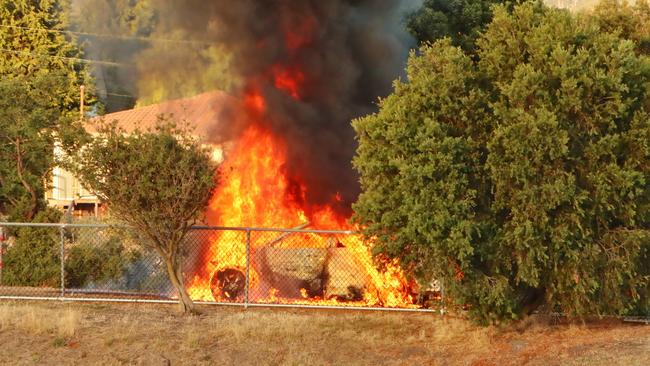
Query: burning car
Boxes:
[{"xmin": 208, "ymin": 230, "xmax": 371, "ymax": 303}]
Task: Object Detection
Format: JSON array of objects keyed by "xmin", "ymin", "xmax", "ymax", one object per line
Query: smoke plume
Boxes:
[{"xmin": 155, "ymin": 0, "xmax": 420, "ymax": 215}]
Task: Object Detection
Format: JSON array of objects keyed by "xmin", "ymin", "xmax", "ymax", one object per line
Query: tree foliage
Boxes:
[
  {"xmin": 0, "ymin": 74, "xmax": 75, "ymax": 221},
  {"xmin": 0, "ymin": 0, "xmax": 92, "ymax": 111},
  {"xmin": 67, "ymin": 120, "xmax": 217, "ymax": 313},
  {"xmin": 353, "ymin": 2, "xmax": 650, "ymax": 323},
  {"xmin": 406, "ymin": 0, "xmax": 510, "ymax": 52},
  {"xmin": 0, "ymin": 0, "xmax": 91, "ymax": 220},
  {"xmin": 589, "ymin": 0, "xmax": 650, "ymax": 54}
]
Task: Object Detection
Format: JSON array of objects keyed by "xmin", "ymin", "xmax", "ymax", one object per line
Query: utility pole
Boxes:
[
  {"xmin": 0, "ymin": 227, "xmax": 5, "ymax": 286},
  {"xmin": 80, "ymin": 85, "xmax": 85, "ymax": 121}
]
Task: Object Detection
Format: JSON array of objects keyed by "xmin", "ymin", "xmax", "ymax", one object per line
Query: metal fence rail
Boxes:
[{"xmin": 0, "ymin": 222, "xmax": 440, "ymax": 313}]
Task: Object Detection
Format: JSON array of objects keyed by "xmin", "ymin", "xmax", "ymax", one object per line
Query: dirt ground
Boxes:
[{"xmin": 0, "ymin": 301, "xmax": 647, "ymax": 366}]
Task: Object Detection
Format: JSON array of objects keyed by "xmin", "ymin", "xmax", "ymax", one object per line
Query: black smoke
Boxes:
[{"xmin": 155, "ymin": 0, "xmax": 420, "ymax": 216}]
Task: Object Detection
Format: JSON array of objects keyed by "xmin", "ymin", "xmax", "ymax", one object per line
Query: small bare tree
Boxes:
[{"xmin": 69, "ymin": 119, "xmax": 217, "ymax": 314}]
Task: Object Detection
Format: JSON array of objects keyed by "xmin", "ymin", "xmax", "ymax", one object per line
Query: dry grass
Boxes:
[
  {"xmin": 0, "ymin": 303, "xmax": 80, "ymax": 338},
  {"xmin": 0, "ymin": 301, "xmax": 647, "ymax": 366}
]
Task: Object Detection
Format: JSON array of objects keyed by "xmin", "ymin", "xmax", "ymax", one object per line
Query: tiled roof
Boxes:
[{"xmin": 87, "ymin": 90, "xmax": 236, "ymax": 141}]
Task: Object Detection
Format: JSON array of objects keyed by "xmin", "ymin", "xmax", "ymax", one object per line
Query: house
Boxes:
[{"xmin": 46, "ymin": 90, "xmax": 235, "ymax": 217}]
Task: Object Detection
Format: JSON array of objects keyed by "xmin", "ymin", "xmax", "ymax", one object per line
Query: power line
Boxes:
[
  {"xmin": 0, "ymin": 24, "xmax": 216, "ymax": 46},
  {"xmin": 105, "ymin": 92, "xmax": 136, "ymax": 99},
  {"xmin": 0, "ymin": 49, "xmax": 138, "ymax": 100},
  {"xmin": 0, "ymin": 48, "xmax": 131, "ymax": 68}
]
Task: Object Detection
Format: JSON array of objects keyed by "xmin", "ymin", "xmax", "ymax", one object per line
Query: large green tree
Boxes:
[
  {"xmin": 353, "ymin": 2, "xmax": 650, "ymax": 323},
  {"xmin": 0, "ymin": 0, "xmax": 92, "ymax": 221},
  {"xmin": 68, "ymin": 120, "xmax": 217, "ymax": 313}
]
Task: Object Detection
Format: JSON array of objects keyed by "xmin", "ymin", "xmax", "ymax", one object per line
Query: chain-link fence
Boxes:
[{"xmin": 0, "ymin": 223, "xmax": 440, "ymax": 312}]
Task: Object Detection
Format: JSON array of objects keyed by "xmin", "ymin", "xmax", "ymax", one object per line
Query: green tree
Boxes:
[
  {"xmin": 0, "ymin": 0, "xmax": 92, "ymax": 220},
  {"xmin": 0, "ymin": 74, "xmax": 75, "ymax": 221},
  {"xmin": 0, "ymin": 0, "xmax": 93, "ymax": 111},
  {"xmin": 405, "ymin": 0, "xmax": 510, "ymax": 52},
  {"xmin": 67, "ymin": 120, "xmax": 217, "ymax": 313},
  {"xmin": 353, "ymin": 2, "xmax": 650, "ymax": 323}
]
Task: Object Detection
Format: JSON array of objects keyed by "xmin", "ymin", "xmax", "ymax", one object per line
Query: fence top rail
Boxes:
[
  {"xmin": 0, "ymin": 222, "xmax": 118, "ymax": 228},
  {"xmin": 0, "ymin": 222, "xmax": 357, "ymax": 235},
  {"xmin": 191, "ymin": 226, "xmax": 357, "ymax": 235}
]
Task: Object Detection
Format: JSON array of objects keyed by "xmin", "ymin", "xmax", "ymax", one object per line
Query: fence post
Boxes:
[
  {"xmin": 245, "ymin": 229, "xmax": 251, "ymax": 309},
  {"xmin": 440, "ymin": 281, "xmax": 445, "ymax": 316},
  {"xmin": 0, "ymin": 230, "xmax": 3, "ymax": 286},
  {"xmin": 60, "ymin": 225, "xmax": 65, "ymax": 298}
]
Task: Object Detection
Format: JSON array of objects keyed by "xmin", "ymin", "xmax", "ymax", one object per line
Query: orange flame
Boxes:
[
  {"xmin": 186, "ymin": 120, "xmax": 415, "ymax": 307},
  {"xmin": 186, "ymin": 23, "xmax": 416, "ymax": 308}
]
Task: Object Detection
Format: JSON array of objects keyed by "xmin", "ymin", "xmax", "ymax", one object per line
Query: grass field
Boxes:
[{"xmin": 0, "ymin": 301, "xmax": 647, "ymax": 365}]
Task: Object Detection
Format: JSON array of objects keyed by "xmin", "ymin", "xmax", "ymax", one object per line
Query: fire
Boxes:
[
  {"xmin": 273, "ymin": 66, "xmax": 305, "ymax": 99},
  {"xmin": 244, "ymin": 90, "xmax": 266, "ymax": 114},
  {"xmin": 186, "ymin": 119, "xmax": 416, "ymax": 307},
  {"xmin": 186, "ymin": 15, "xmax": 416, "ymax": 308}
]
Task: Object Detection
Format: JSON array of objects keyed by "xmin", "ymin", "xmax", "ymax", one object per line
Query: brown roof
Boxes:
[{"xmin": 87, "ymin": 90, "xmax": 236, "ymax": 142}]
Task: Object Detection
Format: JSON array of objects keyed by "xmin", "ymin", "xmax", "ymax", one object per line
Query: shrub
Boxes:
[
  {"xmin": 3, "ymin": 210, "xmax": 140, "ymax": 289},
  {"xmin": 2, "ymin": 208, "xmax": 62, "ymax": 287},
  {"xmin": 64, "ymin": 230, "xmax": 141, "ymax": 288}
]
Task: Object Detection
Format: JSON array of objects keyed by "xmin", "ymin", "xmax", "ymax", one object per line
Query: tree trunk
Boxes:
[
  {"xmin": 164, "ymin": 256, "xmax": 196, "ymax": 314},
  {"xmin": 14, "ymin": 138, "xmax": 38, "ymax": 221}
]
